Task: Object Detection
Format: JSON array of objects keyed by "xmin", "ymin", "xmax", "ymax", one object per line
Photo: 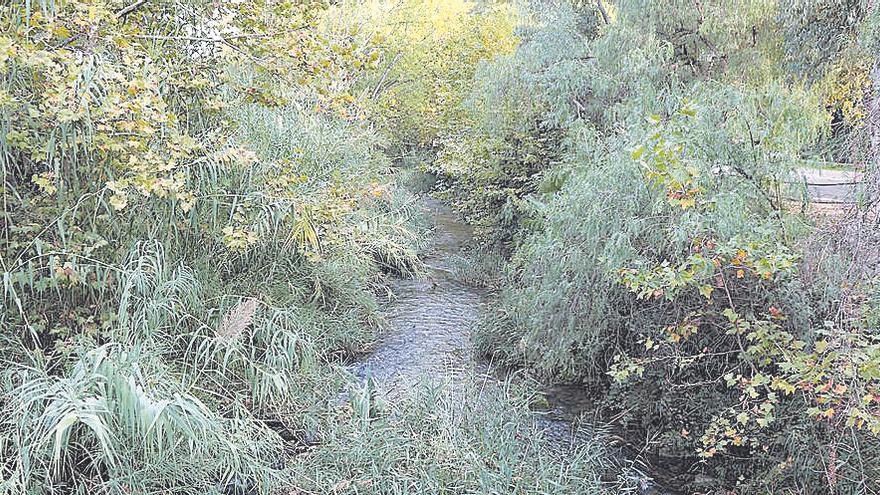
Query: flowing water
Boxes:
[
  {"xmin": 351, "ymin": 197, "xmax": 666, "ymax": 494},
  {"xmin": 351, "ymin": 198, "xmax": 486, "ymax": 390}
]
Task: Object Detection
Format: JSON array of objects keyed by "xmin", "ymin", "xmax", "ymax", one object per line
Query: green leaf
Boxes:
[
  {"xmin": 631, "ymin": 145, "xmax": 646, "ymax": 160},
  {"xmin": 722, "ymin": 308, "xmax": 739, "ymax": 323},
  {"xmin": 53, "ymin": 413, "xmax": 79, "ymax": 467}
]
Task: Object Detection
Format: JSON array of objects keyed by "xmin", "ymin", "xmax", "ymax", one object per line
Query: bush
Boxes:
[{"xmin": 468, "ymin": 2, "xmax": 880, "ymax": 492}]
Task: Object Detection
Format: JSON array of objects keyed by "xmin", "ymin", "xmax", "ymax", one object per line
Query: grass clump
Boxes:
[{"xmin": 293, "ymin": 377, "xmax": 619, "ymax": 495}]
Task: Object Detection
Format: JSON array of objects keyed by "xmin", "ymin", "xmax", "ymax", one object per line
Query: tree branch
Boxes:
[
  {"xmin": 116, "ymin": 0, "xmax": 148, "ymax": 19},
  {"xmin": 596, "ymin": 0, "xmax": 610, "ymax": 25}
]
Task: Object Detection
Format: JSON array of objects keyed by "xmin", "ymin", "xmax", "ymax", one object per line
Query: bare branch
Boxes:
[
  {"xmin": 116, "ymin": 0, "xmax": 148, "ymax": 19},
  {"xmin": 596, "ymin": 0, "xmax": 610, "ymax": 25}
]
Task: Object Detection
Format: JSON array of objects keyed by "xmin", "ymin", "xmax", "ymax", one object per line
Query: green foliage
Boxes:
[
  {"xmin": 0, "ymin": 1, "xmax": 433, "ymax": 493},
  {"xmin": 467, "ymin": 1, "xmax": 880, "ymax": 492},
  {"xmin": 429, "ymin": 3, "xmax": 602, "ymax": 248},
  {"xmin": 334, "ymin": 0, "xmax": 519, "ymax": 149},
  {"xmin": 3, "ymin": 0, "xmax": 879, "ymax": 493},
  {"xmin": 0, "ymin": 1, "xmax": 617, "ymax": 494},
  {"xmin": 779, "ymin": 0, "xmax": 867, "ymax": 78},
  {"xmin": 294, "ymin": 378, "xmax": 617, "ymax": 494}
]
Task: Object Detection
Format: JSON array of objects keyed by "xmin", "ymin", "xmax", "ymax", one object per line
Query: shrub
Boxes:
[{"xmin": 469, "ymin": 2, "xmax": 880, "ymax": 491}]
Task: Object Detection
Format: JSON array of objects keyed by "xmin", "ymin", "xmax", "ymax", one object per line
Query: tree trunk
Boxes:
[
  {"xmin": 870, "ymin": 51, "xmax": 880, "ymax": 205},
  {"xmin": 863, "ymin": 0, "xmax": 880, "ymax": 275},
  {"xmin": 869, "ymin": 0, "xmax": 879, "ymax": 194}
]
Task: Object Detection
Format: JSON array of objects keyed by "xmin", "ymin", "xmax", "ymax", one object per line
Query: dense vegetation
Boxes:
[
  {"xmin": 1, "ymin": 0, "xmax": 879, "ymax": 494},
  {"xmin": 451, "ymin": 1, "xmax": 880, "ymax": 492}
]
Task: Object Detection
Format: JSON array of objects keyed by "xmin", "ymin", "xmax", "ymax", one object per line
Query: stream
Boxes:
[
  {"xmin": 351, "ymin": 198, "xmax": 666, "ymax": 494},
  {"xmin": 351, "ymin": 198, "xmax": 485, "ymax": 389}
]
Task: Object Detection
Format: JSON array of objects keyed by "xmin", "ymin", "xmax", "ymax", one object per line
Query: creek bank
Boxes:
[{"xmin": 348, "ymin": 196, "xmax": 675, "ymax": 493}]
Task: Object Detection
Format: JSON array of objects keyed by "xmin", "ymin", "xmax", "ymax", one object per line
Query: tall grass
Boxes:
[
  {"xmin": 0, "ymin": 64, "xmax": 430, "ymax": 495},
  {"xmin": 294, "ymin": 376, "xmax": 619, "ymax": 495}
]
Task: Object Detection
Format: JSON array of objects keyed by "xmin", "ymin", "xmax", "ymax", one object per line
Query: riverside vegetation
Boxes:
[{"xmin": 1, "ymin": 1, "xmax": 880, "ymax": 494}]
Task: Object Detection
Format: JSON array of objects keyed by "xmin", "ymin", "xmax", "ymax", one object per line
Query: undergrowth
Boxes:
[
  {"xmin": 294, "ymin": 377, "xmax": 620, "ymax": 495},
  {"xmin": 0, "ymin": 1, "xmax": 617, "ymax": 494}
]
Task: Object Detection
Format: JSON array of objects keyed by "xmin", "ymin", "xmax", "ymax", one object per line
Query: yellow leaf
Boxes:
[
  {"xmin": 178, "ymin": 192, "xmax": 195, "ymax": 213},
  {"xmin": 698, "ymin": 285, "xmax": 713, "ymax": 299},
  {"xmin": 631, "ymin": 145, "xmax": 646, "ymax": 160},
  {"xmin": 109, "ymin": 193, "xmax": 128, "ymax": 211}
]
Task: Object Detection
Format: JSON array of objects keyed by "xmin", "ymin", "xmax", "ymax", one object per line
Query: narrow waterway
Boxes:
[
  {"xmin": 351, "ymin": 198, "xmax": 487, "ymax": 391},
  {"xmin": 351, "ymin": 197, "xmax": 665, "ymax": 494}
]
